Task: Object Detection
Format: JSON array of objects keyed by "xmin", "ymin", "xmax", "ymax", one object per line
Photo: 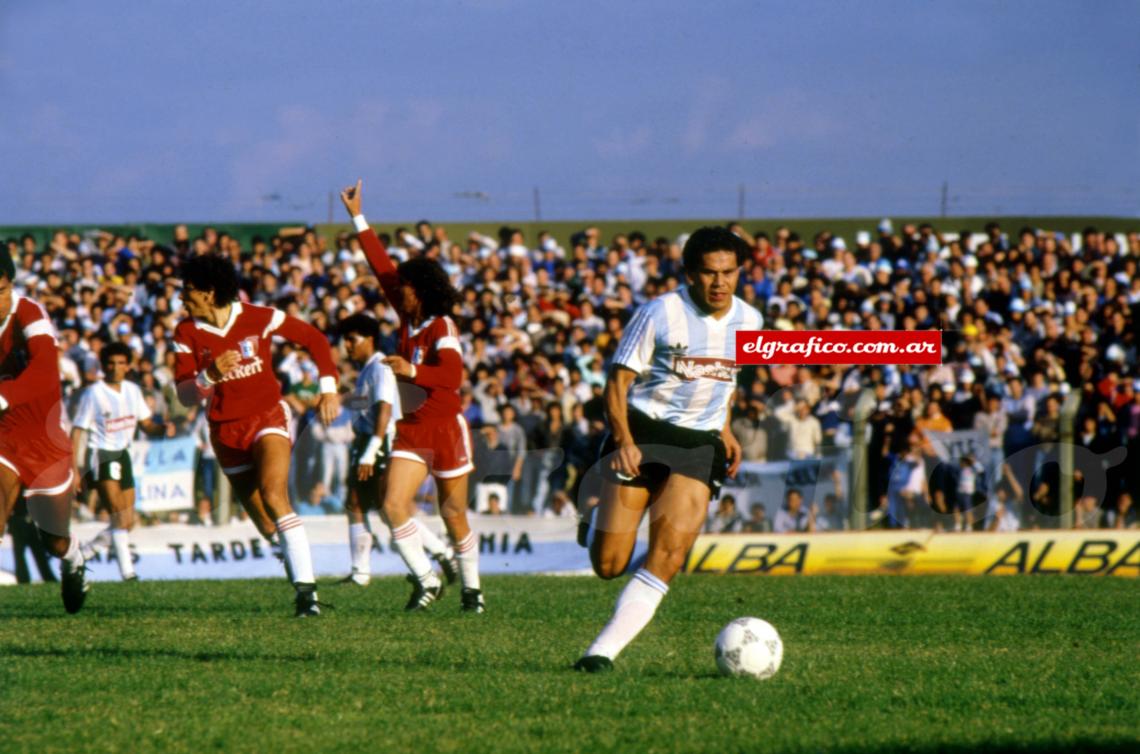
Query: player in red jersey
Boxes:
[
  {"xmin": 173, "ymin": 254, "xmax": 340, "ymax": 616},
  {"xmin": 0, "ymin": 254, "xmax": 90, "ymax": 613},
  {"xmin": 341, "ymin": 180, "xmax": 484, "ymax": 613}
]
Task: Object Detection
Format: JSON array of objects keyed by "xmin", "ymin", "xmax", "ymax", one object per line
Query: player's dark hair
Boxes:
[
  {"xmin": 100, "ymin": 341, "xmax": 133, "ymax": 369},
  {"xmin": 0, "ymin": 251, "xmax": 14, "ymax": 282},
  {"xmin": 180, "ymin": 253, "xmax": 239, "ymax": 306},
  {"xmin": 398, "ymin": 257, "xmax": 460, "ymax": 317},
  {"xmin": 682, "ymin": 227, "xmax": 751, "ymax": 273},
  {"xmin": 339, "ymin": 313, "xmax": 380, "ymax": 346}
]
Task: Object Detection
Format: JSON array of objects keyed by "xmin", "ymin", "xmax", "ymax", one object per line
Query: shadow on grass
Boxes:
[{"xmin": 0, "ymin": 644, "xmax": 325, "ymax": 664}]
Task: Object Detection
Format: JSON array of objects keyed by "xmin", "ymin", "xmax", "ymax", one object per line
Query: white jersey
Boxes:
[
  {"xmin": 72, "ymin": 380, "xmax": 152, "ymax": 451},
  {"xmin": 613, "ymin": 288, "xmax": 763, "ymax": 432},
  {"xmin": 350, "ymin": 353, "xmax": 401, "ymax": 440}
]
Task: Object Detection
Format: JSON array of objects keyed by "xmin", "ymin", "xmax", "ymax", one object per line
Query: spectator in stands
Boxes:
[
  {"xmin": 774, "ymin": 489, "xmax": 814, "ymax": 533},
  {"xmin": 780, "ymin": 399, "xmax": 822, "ymax": 460},
  {"xmin": 708, "ymin": 496, "xmax": 744, "ymax": 534},
  {"xmin": 742, "ymin": 503, "xmax": 772, "ymax": 533}
]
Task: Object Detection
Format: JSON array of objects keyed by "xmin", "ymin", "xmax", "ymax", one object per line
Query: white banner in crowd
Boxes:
[
  {"xmin": 924, "ymin": 429, "xmax": 992, "ymax": 468},
  {"xmin": 132, "ymin": 436, "xmax": 198, "ymax": 513},
  {"xmin": 720, "ymin": 453, "xmax": 850, "ymax": 520}
]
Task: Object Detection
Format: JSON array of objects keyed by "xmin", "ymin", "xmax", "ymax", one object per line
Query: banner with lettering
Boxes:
[{"xmin": 133, "ymin": 436, "xmax": 198, "ymax": 513}]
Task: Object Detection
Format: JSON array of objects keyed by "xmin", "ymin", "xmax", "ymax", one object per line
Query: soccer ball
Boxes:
[{"xmin": 714, "ymin": 617, "xmax": 783, "ymax": 679}]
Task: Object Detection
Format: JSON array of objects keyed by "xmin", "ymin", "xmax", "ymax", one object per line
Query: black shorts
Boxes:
[
  {"xmin": 348, "ymin": 433, "xmax": 391, "ymax": 490},
  {"xmin": 85, "ymin": 448, "xmax": 135, "ymax": 491},
  {"xmin": 600, "ymin": 409, "xmax": 727, "ymax": 495}
]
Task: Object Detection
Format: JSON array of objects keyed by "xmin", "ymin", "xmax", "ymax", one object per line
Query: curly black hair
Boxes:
[
  {"xmin": 397, "ymin": 257, "xmax": 460, "ymax": 318},
  {"xmin": 682, "ymin": 226, "xmax": 751, "ymax": 272},
  {"xmin": 99, "ymin": 341, "xmax": 133, "ymax": 370},
  {"xmin": 0, "ymin": 250, "xmax": 14, "ymax": 282},
  {"xmin": 180, "ymin": 253, "xmax": 239, "ymax": 306},
  {"xmin": 338, "ymin": 313, "xmax": 380, "ymax": 346}
]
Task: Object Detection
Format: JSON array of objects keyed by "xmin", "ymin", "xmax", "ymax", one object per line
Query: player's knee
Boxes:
[
  {"xmin": 39, "ymin": 532, "xmax": 69, "ymax": 558},
  {"xmin": 591, "ymin": 549, "xmax": 630, "ymax": 580}
]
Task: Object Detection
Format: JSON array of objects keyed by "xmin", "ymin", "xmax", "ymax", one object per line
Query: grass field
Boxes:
[{"xmin": 2, "ymin": 575, "xmax": 1137, "ymax": 753}]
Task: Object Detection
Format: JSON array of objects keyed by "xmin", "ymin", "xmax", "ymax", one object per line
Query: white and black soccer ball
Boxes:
[{"xmin": 714, "ymin": 617, "xmax": 783, "ymax": 680}]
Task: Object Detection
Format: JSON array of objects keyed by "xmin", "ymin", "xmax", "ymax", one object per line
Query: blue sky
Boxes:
[{"xmin": 1, "ymin": 0, "xmax": 1136, "ymax": 224}]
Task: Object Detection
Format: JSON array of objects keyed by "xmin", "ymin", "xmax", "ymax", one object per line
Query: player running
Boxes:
[
  {"xmin": 173, "ymin": 254, "xmax": 340, "ymax": 616},
  {"xmin": 72, "ymin": 342, "xmax": 171, "ymax": 581},
  {"xmin": 0, "ymin": 254, "xmax": 90, "ymax": 612},
  {"xmin": 575, "ymin": 226, "xmax": 761, "ymax": 672},
  {"xmin": 341, "ymin": 180, "xmax": 484, "ymax": 613},
  {"xmin": 339, "ymin": 314, "xmax": 457, "ymax": 586}
]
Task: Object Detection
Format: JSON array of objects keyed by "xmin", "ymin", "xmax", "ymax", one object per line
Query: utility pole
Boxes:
[
  {"xmin": 940, "ymin": 181, "xmax": 948, "ymax": 218},
  {"xmin": 533, "ymin": 186, "xmax": 542, "ymax": 222}
]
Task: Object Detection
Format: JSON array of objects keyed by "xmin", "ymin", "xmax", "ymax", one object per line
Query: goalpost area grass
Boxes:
[{"xmin": 1, "ymin": 575, "xmax": 1136, "ymax": 753}]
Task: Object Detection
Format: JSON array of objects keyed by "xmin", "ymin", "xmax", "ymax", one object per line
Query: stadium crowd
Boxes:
[{"xmin": 5, "ymin": 218, "xmax": 1140, "ymax": 533}]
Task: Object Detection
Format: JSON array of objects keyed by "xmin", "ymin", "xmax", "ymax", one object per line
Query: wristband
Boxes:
[
  {"xmin": 196, "ymin": 369, "xmax": 216, "ymax": 390},
  {"xmin": 409, "ymin": 364, "xmax": 417, "ymax": 380},
  {"xmin": 319, "ymin": 375, "xmax": 337, "ymax": 394},
  {"xmin": 0, "ymin": 393, "xmax": 8, "ymax": 411},
  {"xmin": 352, "ymin": 214, "xmax": 369, "ymax": 233},
  {"xmin": 362, "ymin": 435, "xmax": 384, "ymax": 463}
]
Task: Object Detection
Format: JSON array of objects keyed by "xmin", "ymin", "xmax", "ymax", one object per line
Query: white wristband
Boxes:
[
  {"xmin": 409, "ymin": 364, "xmax": 417, "ymax": 380},
  {"xmin": 352, "ymin": 214, "xmax": 369, "ymax": 233},
  {"xmin": 196, "ymin": 369, "xmax": 216, "ymax": 390},
  {"xmin": 362, "ymin": 435, "xmax": 384, "ymax": 463},
  {"xmin": 319, "ymin": 375, "xmax": 337, "ymax": 395},
  {"xmin": 0, "ymin": 393, "xmax": 8, "ymax": 411}
]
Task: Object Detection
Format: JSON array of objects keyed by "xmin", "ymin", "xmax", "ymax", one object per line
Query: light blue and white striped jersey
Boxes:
[
  {"xmin": 350, "ymin": 353, "xmax": 401, "ymax": 440},
  {"xmin": 614, "ymin": 288, "xmax": 763, "ymax": 432}
]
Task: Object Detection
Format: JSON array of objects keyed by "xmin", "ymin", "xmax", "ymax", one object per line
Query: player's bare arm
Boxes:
[
  {"xmin": 383, "ymin": 355, "xmax": 414, "ymax": 379},
  {"xmin": 358, "ymin": 400, "xmax": 392, "ymax": 482},
  {"xmin": 604, "ymin": 366, "xmax": 641, "ymax": 478}
]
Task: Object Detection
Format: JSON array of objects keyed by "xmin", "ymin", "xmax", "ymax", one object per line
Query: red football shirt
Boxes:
[
  {"xmin": 0, "ymin": 293, "xmax": 69, "ymax": 446},
  {"xmin": 353, "ymin": 218, "xmax": 465, "ymax": 421},
  {"xmin": 173, "ymin": 301, "xmax": 338, "ymax": 423}
]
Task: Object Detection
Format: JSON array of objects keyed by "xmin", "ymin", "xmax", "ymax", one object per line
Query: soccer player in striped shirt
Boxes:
[
  {"xmin": 341, "ymin": 180, "xmax": 484, "ymax": 613},
  {"xmin": 173, "ymin": 254, "xmax": 341, "ymax": 617},
  {"xmin": 71, "ymin": 342, "xmax": 172, "ymax": 581},
  {"xmin": 575, "ymin": 226, "xmax": 762, "ymax": 672}
]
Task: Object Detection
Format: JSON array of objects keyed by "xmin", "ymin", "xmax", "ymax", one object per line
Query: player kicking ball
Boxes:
[
  {"xmin": 0, "ymin": 255, "xmax": 90, "ymax": 612},
  {"xmin": 71, "ymin": 342, "xmax": 172, "ymax": 581},
  {"xmin": 339, "ymin": 314, "xmax": 457, "ymax": 587},
  {"xmin": 342, "ymin": 180, "xmax": 484, "ymax": 613},
  {"xmin": 575, "ymin": 227, "xmax": 762, "ymax": 672},
  {"xmin": 173, "ymin": 254, "xmax": 341, "ymax": 616}
]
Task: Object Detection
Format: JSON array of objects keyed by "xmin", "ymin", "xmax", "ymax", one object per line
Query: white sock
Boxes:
[
  {"xmin": 584, "ymin": 569, "xmax": 669, "ymax": 660},
  {"xmin": 453, "ymin": 532, "xmax": 480, "ymax": 591},
  {"xmin": 276, "ymin": 514, "xmax": 315, "ymax": 585},
  {"xmin": 111, "ymin": 528, "xmax": 135, "ymax": 578},
  {"xmin": 391, "ymin": 520, "xmax": 439, "ymax": 587},
  {"xmin": 81, "ymin": 526, "xmax": 112, "ymax": 560},
  {"xmin": 415, "ymin": 519, "xmax": 449, "ymax": 558},
  {"xmin": 61, "ymin": 535, "xmax": 85, "ymax": 569},
  {"xmin": 349, "ymin": 522, "xmax": 372, "ymax": 576}
]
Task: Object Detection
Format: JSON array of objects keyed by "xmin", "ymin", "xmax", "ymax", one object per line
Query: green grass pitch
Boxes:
[{"xmin": 1, "ymin": 575, "xmax": 1137, "ymax": 752}]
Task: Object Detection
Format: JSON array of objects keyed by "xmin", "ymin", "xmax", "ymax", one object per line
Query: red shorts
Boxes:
[
  {"xmin": 210, "ymin": 401, "xmax": 293, "ymax": 475},
  {"xmin": 0, "ymin": 423, "xmax": 73, "ymax": 496},
  {"xmin": 392, "ymin": 414, "xmax": 474, "ymax": 479}
]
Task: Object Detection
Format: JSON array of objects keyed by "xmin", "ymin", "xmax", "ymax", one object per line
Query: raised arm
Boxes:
[{"xmin": 341, "ymin": 179, "xmax": 401, "ymax": 304}]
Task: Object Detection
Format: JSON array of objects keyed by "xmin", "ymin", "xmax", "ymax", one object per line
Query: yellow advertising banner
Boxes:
[{"xmin": 683, "ymin": 531, "xmax": 1140, "ymax": 576}]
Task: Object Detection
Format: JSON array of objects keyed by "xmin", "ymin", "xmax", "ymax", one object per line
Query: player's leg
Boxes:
[
  {"xmin": 588, "ymin": 480, "xmax": 652, "ymax": 579},
  {"xmin": 0, "ymin": 465, "xmax": 19, "ymax": 542},
  {"xmin": 577, "ymin": 474, "xmax": 706, "ymax": 672},
  {"xmin": 383, "ymin": 457, "xmax": 443, "ymax": 609},
  {"xmin": 435, "ymin": 472, "xmax": 480, "ymax": 610},
  {"xmin": 26, "ymin": 484, "xmax": 90, "ymax": 614},
  {"xmin": 344, "ymin": 482, "xmax": 373, "ymax": 585},
  {"xmin": 228, "ymin": 470, "xmax": 295, "ymax": 583},
  {"xmin": 252, "ymin": 434, "xmax": 320, "ymax": 614},
  {"xmin": 96, "ymin": 479, "xmax": 137, "ymax": 580}
]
